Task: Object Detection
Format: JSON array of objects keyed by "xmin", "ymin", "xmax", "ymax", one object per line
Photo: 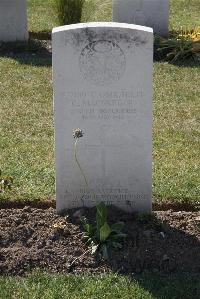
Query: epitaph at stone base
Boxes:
[
  {"xmin": 113, "ymin": 0, "xmax": 169, "ymax": 37},
  {"xmin": 0, "ymin": 0, "xmax": 28, "ymax": 42},
  {"xmin": 53, "ymin": 22, "xmax": 153, "ymax": 213}
]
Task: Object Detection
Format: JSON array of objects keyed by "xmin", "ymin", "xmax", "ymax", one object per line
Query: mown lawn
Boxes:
[
  {"xmin": 0, "ymin": 272, "xmax": 200, "ymax": 299},
  {"xmin": 0, "ymin": 55, "xmax": 54, "ymax": 200},
  {"xmin": 0, "ymin": 0, "xmax": 199, "ymax": 203},
  {"xmin": 153, "ymin": 62, "xmax": 199, "ymax": 202},
  {"xmin": 0, "ymin": 56, "xmax": 199, "ymax": 202},
  {"xmin": 27, "ymin": 0, "xmax": 200, "ymax": 32}
]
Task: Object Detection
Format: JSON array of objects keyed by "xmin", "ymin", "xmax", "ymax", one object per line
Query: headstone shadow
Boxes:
[
  {"xmin": 110, "ymin": 209, "xmax": 200, "ymax": 298},
  {"xmin": 154, "ymin": 52, "xmax": 200, "ymax": 68},
  {"xmin": 70, "ymin": 206, "xmax": 200, "ymax": 298},
  {"xmin": 0, "ymin": 39, "xmax": 52, "ymax": 67}
]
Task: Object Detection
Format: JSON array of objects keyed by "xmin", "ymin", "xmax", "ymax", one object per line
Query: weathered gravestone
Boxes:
[
  {"xmin": 113, "ymin": 0, "xmax": 169, "ymax": 37},
  {"xmin": 53, "ymin": 22, "xmax": 153, "ymax": 213},
  {"xmin": 0, "ymin": 0, "xmax": 28, "ymax": 42}
]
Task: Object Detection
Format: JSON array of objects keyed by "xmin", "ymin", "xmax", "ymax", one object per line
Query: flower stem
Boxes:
[
  {"xmin": 74, "ymin": 139, "xmax": 96, "ymax": 203},
  {"xmin": 74, "ymin": 139, "xmax": 90, "ymax": 190}
]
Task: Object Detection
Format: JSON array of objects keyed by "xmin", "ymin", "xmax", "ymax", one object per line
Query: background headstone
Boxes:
[
  {"xmin": 53, "ymin": 22, "xmax": 153, "ymax": 213},
  {"xmin": 113, "ymin": 0, "xmax": 169, "ymax": 37},
  {"xmin": 0, "ymin": 0, "xmax": 28, "ymax": 42}
]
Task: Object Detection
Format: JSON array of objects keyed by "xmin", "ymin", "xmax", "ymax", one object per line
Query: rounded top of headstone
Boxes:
[{"xmin": 52, "ymin": 22, "xmax": 153, "ymax": 34}]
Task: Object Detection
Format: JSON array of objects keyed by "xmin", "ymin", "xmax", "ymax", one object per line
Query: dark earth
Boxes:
[{"xmin": 0, "ymin": 205, "xmax": 199, "ymax": 276}]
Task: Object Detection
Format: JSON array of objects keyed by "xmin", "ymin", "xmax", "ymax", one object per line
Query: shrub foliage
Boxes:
[
  {"xmin": 155, "ymin": 26, "xmax": 200, "ymax": 62},
  {"xmin": 54, "ymin": 0, "xmax": 84, "ymax": 25}
]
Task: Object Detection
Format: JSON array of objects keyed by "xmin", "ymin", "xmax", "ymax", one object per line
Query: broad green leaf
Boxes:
[
  {"xmin": 111, "ymin": 222, "xmax": 124, "ymax": 233},
  {"xmin": 99, "ymin": 222, "xmax": 111, "ymax": 242},
  {"xmin": 111, "ymin": 241, "xmax": 123, "ymax": 249},
  {"xmin": 96, "ymin": 202, "xmax": 107, "ymax": 232},
  {"xmin": 83, "ymin": 223, "xmax": 94, "ymax": 237},
  {"xmin": 110, "ymin": 233, "xmax": 127, "ymax": 240}
]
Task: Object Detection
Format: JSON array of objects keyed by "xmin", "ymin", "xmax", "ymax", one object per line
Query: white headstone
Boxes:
[
  {"xmin": 53, "ymin": 22, "xmax": 153, "ymax": 213},
  {"xmin": 0, "ymin": 0, "xmax": 28, "ymax": 42},
  {"xmin": 113, "ymin": 0, "xmax": 169, "ymax": 37}
]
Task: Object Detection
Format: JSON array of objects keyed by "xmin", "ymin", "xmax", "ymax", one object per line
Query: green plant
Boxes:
[
  {"xmin": 82, "ymin": 202, "xmax": 127, "ymax": 259},
  {"xmin": 54, "ymin": 0, "xmax": 84, "ymax": 25},
  {"xmin": 155, "ymin": 26, "xmax": 200, "ymax": 62},
  {"xmin": 72, "ymin": 129, "xmax": 127, "ymax": 259},
  {"xmin": 0, "ymin": 170, "xmax": 13, "ymax": 193}
]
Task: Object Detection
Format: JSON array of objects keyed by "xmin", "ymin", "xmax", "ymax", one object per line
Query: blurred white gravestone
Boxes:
[
  {"xmin": 53, "ymin": 22, "xmax": 153, "ymax": 213},
  {"xmin": 113, "ymin": 0, "xmax": 169, "ymax": 37},
  {"xmin": 0, "ymin": 0, "xmax": 28, "ymax": 42}
]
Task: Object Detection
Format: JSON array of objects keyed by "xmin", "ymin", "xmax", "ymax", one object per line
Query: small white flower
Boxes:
[{"xmin": 73, "ymin": 128, "xmax": 84, "ymax": 139}]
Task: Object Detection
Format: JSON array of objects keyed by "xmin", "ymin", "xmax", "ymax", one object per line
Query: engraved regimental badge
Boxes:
[{"xmin": 79, "ymin": 40, "xmax": 126, "ymax": 86}]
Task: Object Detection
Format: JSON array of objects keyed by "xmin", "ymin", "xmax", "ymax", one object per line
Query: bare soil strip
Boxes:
[{"xmin": 0, "ymin": 206, "xmax": 199, "ymax": 276}]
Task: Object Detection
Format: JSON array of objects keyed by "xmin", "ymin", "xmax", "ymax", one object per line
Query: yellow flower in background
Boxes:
[{"xmin": 178, "ymin": 26, "xmax": 200, "ymax": 42}]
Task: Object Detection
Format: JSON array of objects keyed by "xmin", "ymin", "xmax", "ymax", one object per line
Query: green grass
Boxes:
[
  {"xmin": 0, "ymin": 56, "xmax": 199, "ymax": 203},
  {"xmin": 0, "ymin": 56, "xmax": 54, "ymax": 200},
  {"xmin": 28, "ymin": 0, "xmax": 56, "ymax": 33},
  {"xmin": 82, "ymin": 0, "xmax": 112, "ymax": 23},
  {"xmin": 27, "ymin": 0, "xmax": 200, "ymax": 33},
  {"xmin": 170, "ymin": 0, "xmax": 200, "ymax": 29},
  {"xmin": 153, "ymin": 62, "xmax": 200, "ymax": 202},
  {"xmin": 0, "ymin": 272, "xmax": 200, "ymax": 299}
]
